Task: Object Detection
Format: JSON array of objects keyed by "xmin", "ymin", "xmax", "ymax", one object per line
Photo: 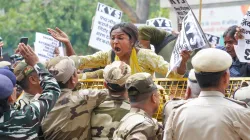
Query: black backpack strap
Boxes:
[
  {"xmin": 155, "ymin": 34, "xmax": 177, "ymax": 54},
  {"xmin": 111, "ymin": 50, "xmax": 116, "ymax": 62}
]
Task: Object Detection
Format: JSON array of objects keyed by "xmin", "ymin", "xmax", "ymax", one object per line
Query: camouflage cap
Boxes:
[
  {"xmin": 69, "ymin": 55, "xmax": 80, "ymax": 69},
  {"xmin": 46, "ymin": 56, "xmax": 76, "ymax": 84},
  {"xmin": 14, "ymin": 61, "xmax": 35, "ymax": 82},
  {"xmin": 103, "ymin": 61, "xmax": 131, "ymax": 86},
  {"xmin": 125, "ymin": 72, "xmax": 157, "ymax": 96}
]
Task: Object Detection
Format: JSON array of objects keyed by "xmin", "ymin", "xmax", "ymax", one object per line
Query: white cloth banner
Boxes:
[
  {"xmin": 167, "ymin": 11, "xmax": 209, "ymax": 77},
  {"xmin": 88, "ymin": 2, "xmax": 122, "ymax": 51},
  {"xmin": 34, "ymin": 32, "xmax": 64, "ymax": 63},
  {"xmin": 235, "ymin": 7, "xmax": 250, "ymax": 63}
]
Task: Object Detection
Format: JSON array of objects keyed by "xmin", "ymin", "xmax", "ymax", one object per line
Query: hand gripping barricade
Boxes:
[{"xmin": 78, "ymin": 77, "xmax": 250, "ymax": 121}]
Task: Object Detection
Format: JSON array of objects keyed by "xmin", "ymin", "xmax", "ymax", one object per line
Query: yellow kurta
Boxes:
[{"xmin": 73, "ymin": 48, "xmax": 182, "ymax": 78}]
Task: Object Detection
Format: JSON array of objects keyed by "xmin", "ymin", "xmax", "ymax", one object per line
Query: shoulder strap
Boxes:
[
  {"xmin": 224, "ymin": 97, "xmax": 248, "ymax": 108},
  {"xmin": 155, "ymin": 34, "xmax": 177, "ymax": 54}
]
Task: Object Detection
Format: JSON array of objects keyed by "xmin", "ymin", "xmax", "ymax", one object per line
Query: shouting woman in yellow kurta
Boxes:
[{"xmin": 47, "ymin": 22, "xmax": 190, "ymax": 78}]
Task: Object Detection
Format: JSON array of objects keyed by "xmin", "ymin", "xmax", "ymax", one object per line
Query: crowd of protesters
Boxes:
[{"xmin": 0, "ymin": 20, "xmax": 250, "ymax": 140}]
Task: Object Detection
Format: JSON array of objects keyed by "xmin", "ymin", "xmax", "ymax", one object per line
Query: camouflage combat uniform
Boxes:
[
  {"xmin": 14, "ymin": 61, "xmax": 41, "ymax": 109},
  {"xmin": 91, "ymin": 96, "xmax": 130, "ymax": 140},
  {"xmin": 15, "ymin": 92, "xmax": 41, "ymax": 109},
  {"xmin": 91, "ymin": 61, "xmax": 132, "ymax": 140},
  {"xmin": 41, "ymin": 88, "xmax": 108, "ymax": 140},
  {"xmin": 0, "ymin": 63, "xmax": 60, "ymax": 139},
  {"xmin": 113, "ymin": 108, "xmax": 163, "ymax": 140}
]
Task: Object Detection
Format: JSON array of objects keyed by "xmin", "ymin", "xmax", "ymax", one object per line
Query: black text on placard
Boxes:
[
  {"xmin": 169, "ymin": 0, "xmax": 186, "ymax": 4},
  {"xmin": 98, "ymin": 3, "xmax": 122, "ymax": 19}
]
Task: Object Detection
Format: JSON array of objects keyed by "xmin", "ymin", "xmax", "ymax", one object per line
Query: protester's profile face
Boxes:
[
  {"xmin": 224, "ymin": 35, "xmax": 237, "ymax": 58},
  {"xmin": 110, "ymin": 28, "xmax": 132, "ymax": 57}
]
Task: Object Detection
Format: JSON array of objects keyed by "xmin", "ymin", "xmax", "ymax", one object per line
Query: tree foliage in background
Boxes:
[{"xmin": 0, "ymin": 0, "xmax": 169, "ymax": 55}]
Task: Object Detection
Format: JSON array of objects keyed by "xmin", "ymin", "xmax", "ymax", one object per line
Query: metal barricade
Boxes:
[{"xmin": 79, "ymin": 78, "xmax": 250, "ymax": 121}]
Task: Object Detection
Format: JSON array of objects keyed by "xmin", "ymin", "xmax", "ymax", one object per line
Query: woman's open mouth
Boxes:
[{"xmin": 114, "ymin": 47, "xmax": 121, "ymax": 53}]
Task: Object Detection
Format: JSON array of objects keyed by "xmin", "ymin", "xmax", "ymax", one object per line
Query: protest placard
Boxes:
[
  {"xmin": 89, "ymin": 3, "xmax": 122, "ymax": 51},
  {"xmin": 168, "ymin": 0, "xmax": 190, "ymax": 23},
  {"xmin": 34, "ymin": 32, "xmax": 64, "ymax": 63},
  {"xmin": 167, "ymin": 10, "xmax": 209, "ymax": 77},
  {"xmin": 146, "ymin": 17, "xmax": 173, "ymax": 33},
  {"xmin": 235, "ymin": 7, "xmax": 250, "ymax": 63},
  {"xmin": 205, "ymin": 33, "xmax": 220, "ymax": 45}
]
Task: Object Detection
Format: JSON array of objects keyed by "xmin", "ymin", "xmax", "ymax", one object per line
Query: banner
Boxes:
[
  {"xmin": 235, "ymin": 7, "xmax": 250, "ymax": 63},
  {"xmin": 193, "ymin": 5, "xmax": 250, "ymax": 38},
  {"xmin": 34, "ymin": 32, "xmax": 64, "ymax": 63},
  {"xmin": 168, "ymin": 0, "xmax": 190, "ymax": 23},
  {"xmin": 205, "ymin": 33, "xmax": 220, "ymax": 45},
  {"xmin": 146, "ymin": 17, "xmax": 173, "ymax": 33},
  {"xmin": 88, "ymin": 3, "xmax": 122, "ymax": 51},
  {"xmin": 167, "ymin": 11, "xmax": 209, "ymax": 77},
  {"xmin": 167, "ymin": 0, "xmax": 209, "ymax": 77}
]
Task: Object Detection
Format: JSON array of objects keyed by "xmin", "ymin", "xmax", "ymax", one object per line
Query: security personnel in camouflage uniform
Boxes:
[
  {"xmin": 164, "ymin": 48, "xmax": 250, "ymax": 140},
  {"xmin": 113, "ymin": 72, "xmax": 163, "ymax": 140},
  {"xmin": 91, "ymin": 61, "xmax": 131, "ymax": 140},
  {"xmin": 0, "ymin": 43, "xmax": 60, "ymax": 139},
  {"xmin": 41, "ymin": 56, "xmax": 108, "ymax": 140},
  {"xmin": 14, "ymin": 61, "xmax": 42, "ymax": 109}
]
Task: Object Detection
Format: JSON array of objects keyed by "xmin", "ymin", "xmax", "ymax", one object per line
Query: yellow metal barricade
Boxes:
[{"xmin": 79, "ymin": 78, "xmax": 250, "ymax": 121}]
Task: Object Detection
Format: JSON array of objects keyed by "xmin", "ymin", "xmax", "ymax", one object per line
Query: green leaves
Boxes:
[{"xmin": 0, "ymin": 0, "xmax": 167, "ymax": 55}]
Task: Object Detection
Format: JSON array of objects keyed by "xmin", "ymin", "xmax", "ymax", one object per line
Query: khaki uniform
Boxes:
[
  {"xmin": 162, "ymin": 98, "xmax": 190, "ymax": 127},
  {"xmin": 42, "ymin": 88, "xmax": 108, "ymax": 140},
  {"xmin": 113, "ymin": 108, "xmax": 163, "ymax": 140},
  {"xmin": 164, "ymin": 91, "xmax": 250, "ymax": 140},
  {"xmin": 91, "ymin": 96, "xmax": 130, "ymax": 140},
  {"xmin": 91, "ymin": 61, "xmax": 131, "ymax": 139}
]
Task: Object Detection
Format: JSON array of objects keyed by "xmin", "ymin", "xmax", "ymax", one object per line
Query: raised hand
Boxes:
[
  {"xmin": 17, "ymin": 43, "xmax": 39, "ymax": 66},
  {"xmin": 180, "ymin": 50, "xmax": 191, "ymax": 63},
  {"xmin": 47, "ymin": 27, "xmax": 70, "ymax": 43},
  {"xmin": 235, "ymin": 27, "xmax": 244, "ymax": 41}
]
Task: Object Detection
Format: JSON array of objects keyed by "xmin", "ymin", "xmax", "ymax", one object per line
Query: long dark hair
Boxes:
[{"xmin": 110, "ymin": 22, "xmax": 139, "ymax": 46}]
